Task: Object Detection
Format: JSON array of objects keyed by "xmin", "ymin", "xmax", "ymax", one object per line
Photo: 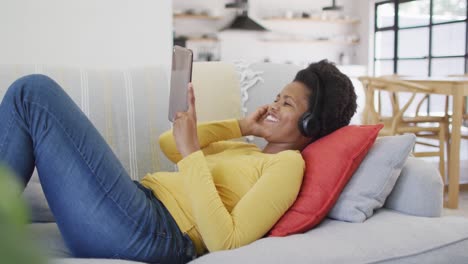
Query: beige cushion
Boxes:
[
  {"xmin": 192, "ymin": 62, "xmax": 242, "ymax": 122},
  {"xmin": 0, "ymin": 64, "xmax": 174, "ymax": 177}
]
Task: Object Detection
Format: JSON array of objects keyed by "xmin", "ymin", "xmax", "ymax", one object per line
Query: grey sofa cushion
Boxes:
[
  {"xmin": 29, "ymin": 211, "xmax": 468, "ymax": 264},
  {"xmin": 28, "ymin": 223, "xmax": 70, "ymax": 258},
  {"xmin": 328, "ymin": 134, "xmax": 416, "ymax": 222},
  {"xmin": 371, "ymin": 238, "xmax": 468, "ymax": 264},
  {"xmin": 24, "ymin": 173, "xmax": 55, "ymax": 222},
  {"xmin": 29, "ymin": 223, "xmax": 146, "ymax": 263},
  {"xmin": 384, "ymin": 157, "xmax": 444, "ymax": 217},
  {"xmin": 191, "ymin": 209, "xmax": 468, "ymax": 264}
]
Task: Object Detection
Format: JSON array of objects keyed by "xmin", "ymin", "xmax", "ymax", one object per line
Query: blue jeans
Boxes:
[{"xmin": 0, "ymin": 74, "xmax": 196, "ymax": 263}]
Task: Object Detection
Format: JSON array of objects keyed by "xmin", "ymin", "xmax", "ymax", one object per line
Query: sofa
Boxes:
[{"xmin": 1, "ymin": 62, "xmax": 468, "ymax": 264}]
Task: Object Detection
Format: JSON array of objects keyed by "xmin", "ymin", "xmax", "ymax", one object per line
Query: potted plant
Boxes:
[{"xmin": 0, "ymin": 166, "xmax": 46, "ymax": 264}]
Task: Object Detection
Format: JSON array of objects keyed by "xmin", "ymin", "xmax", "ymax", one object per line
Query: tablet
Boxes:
[{"xmin": 168, "ymin": 45, "xmax": 193, "ymax": 122}]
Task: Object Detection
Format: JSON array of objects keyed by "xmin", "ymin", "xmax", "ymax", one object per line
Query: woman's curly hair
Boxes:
[{"xmin": 294, "ymin": 59, "xmax": 357, "ymax": 140}]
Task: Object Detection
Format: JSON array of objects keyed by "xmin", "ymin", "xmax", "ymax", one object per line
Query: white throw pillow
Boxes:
[{"xmin": 328, "ymin": 134, "xmax": 416, "ymax": 222}]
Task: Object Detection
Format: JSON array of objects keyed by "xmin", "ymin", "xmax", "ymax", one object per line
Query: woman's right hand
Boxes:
[{"xmin": 238, "ymin": 105, "xmax": 271, "ymax": 138}]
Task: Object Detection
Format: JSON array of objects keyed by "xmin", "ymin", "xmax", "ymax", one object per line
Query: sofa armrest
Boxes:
[{"xmin": 384, "ymin": 157, "xmax": 443, "ymax": 217}]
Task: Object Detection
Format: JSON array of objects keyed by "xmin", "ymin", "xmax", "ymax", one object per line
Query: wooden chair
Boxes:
[
  {"xmin": 382, "ymin": 74, "xmax": 452, "ymax": 153},
  {"xmin": 462, "ymin": 96, "xmax": 468, "ymax": 139},
  {"xmin": 382, "ymin": 74, "xmax": 451, "ymax": 126},
  {"xmin": 359, "ymin": 76, "xmax": 448, "ymax": 183},
  {"xmin": 448, "ymin": 74, "xmax": 468, "ymax": 138}
]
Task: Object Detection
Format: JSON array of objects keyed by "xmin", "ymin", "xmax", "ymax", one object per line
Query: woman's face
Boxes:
[{"xmin": 261, "ymin": 81, "xmax": 312, "ymax": 144}]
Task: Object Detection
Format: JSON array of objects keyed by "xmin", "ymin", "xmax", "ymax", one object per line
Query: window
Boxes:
[{"xmin": 373, "ymin": 0, "xmax": 467, "ymax": 77}]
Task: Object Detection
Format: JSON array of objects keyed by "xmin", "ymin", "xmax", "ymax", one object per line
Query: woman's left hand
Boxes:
[{"xmin": 173, "ymin": 83, "xmax": 200, "ymax": 158}]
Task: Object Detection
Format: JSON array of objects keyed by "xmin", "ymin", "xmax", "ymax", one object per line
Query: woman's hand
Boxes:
[
  {"xmin": 173, "ymin": 83, "xmax": 200, "ymax": 158},
  {"xmin": 238, "ymin": 105, "xmax": 272, "ymax": 138}
]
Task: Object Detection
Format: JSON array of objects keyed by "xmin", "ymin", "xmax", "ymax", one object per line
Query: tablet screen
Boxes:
[{"xmin": 168, "ymin": 46, "xmax": 193, "ymax": 122}]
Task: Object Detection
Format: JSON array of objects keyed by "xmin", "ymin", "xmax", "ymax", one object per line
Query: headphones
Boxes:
[{"xmin": 298, "ymin": 72, "xmax": 323, "ymax": 138}]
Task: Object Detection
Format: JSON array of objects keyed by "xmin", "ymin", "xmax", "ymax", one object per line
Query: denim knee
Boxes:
[{"xmin": 6, "ymin": 74, "xmax": 62, "ymax": 103}]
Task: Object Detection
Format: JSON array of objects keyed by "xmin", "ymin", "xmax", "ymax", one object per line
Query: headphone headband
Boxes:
[
  {"xmin": 310, "ymin": 71, "xmax": 323, "ymax": 119},
  {"xmin": 299, "ymin": 70, "xmax": 324, "ymax": 138}
]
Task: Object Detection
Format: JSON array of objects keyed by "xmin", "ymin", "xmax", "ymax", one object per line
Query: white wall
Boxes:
[
  {"xmin": 346, "ymin": 0, "xmax": 372, "ymax": 67},
  {"xmin": 0, "ymin": 0, "xmax": 172, "ymax": 70},
  {"xmin": 249, "ymin": 0, "xmax": 371, "ymax": 65},
  {"xmin": 173, "ymin": 0, "xmax": 371, "ymax": 66}
]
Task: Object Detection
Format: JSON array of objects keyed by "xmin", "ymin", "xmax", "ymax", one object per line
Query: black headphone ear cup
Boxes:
[
  {"xmin": 298, "ymin": 112, "xmax": 311, "ymax": 137},
  {"xmin": 298, "ymin": 112, "xmax": 320, "ymax": 138},
  {"xmin": 307, "ymin": 118, "xmax": 320, "ymax": 138}
]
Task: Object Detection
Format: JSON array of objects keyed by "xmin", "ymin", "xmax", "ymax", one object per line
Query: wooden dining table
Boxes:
[{"xmin": 400, "ymin": 76, "xmax": 468, "ymax": 209}]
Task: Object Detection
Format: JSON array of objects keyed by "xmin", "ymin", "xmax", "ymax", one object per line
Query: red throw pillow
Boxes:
[{"xmin": 268, "ymin": 124, "xmax": 383, "ymax": 237}]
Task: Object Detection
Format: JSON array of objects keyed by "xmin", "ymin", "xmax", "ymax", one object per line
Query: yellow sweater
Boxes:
[{"xmin": 140, "ymin": 119, "xmax": 305, "ymax": 255}]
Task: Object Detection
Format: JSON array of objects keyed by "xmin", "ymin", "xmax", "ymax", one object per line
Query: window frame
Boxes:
[{"xmin": 373, "ymin": 0, "xmax": 468, "ymax": 76}]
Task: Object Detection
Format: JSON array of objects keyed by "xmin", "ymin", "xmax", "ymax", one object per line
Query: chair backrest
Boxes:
[{"xmin": 358, "ymin": 76, "xmax": 433, "ymax": 134}]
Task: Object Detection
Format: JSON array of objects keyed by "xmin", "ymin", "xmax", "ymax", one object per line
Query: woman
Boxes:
[{"xmin": 0, "ymin": 60, "xmax": 356, "ymax": 263}]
